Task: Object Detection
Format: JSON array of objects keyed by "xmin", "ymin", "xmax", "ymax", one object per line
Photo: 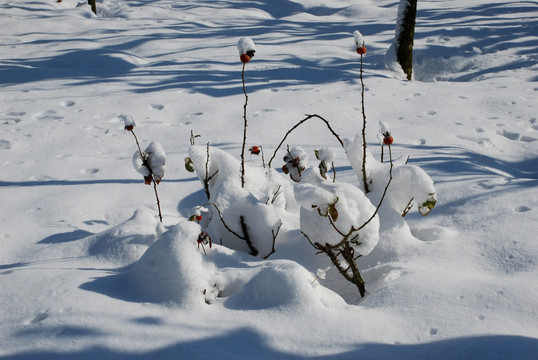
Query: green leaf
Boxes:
[
  {"xmin": 419, "ymin": 194, "xmax": 437, "ymax": 216},
  {"xmin": 185, "ymin": 157, "xmax": 195, "ymax": 172}
]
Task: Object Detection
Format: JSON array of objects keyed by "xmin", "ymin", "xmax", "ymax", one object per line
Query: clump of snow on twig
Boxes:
[
  {"xmin": 133, "ymin": 141, "xmax": 166, "ymax": 183},
  {"xmin": 316, "ymin": 147, "xmax": 335, "ymax": 163},
  {"xmin": 237, "ymin": 37, "xmax": 256, "ymax": 55},
  {"xmin": 353, "ymin": 30, "xmax": 365, "ymax": 48}
]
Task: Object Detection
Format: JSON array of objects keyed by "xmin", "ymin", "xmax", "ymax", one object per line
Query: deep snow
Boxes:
[{"xmin": 1, "ymin": 0, "xmax": 537, "ymax": 359}]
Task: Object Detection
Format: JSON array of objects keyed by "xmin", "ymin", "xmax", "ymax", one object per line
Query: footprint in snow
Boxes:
[
  {"xmin": 33, "ymin": 110, "xmax": 63, "ymax": 121},
  {"xmin": 61, "ymin": 100, "xmax": 76, "ymax": 107},
  {"xmin": 478, "ymin": 177, "xmax": 510, "ymax": 190},
  {"xmin": 82, "ymin": 168, "xmax": 100, "ymax": 175},
  {"xmin": 26, "ymin": 312, "xmax": 48, "ymax": 325},
  {"xmin": 497, "ymin": 129, "xmax": 537, "ymax": 142},
  {"xmin": 3, "ymin": 112, "xmax": 25, "ymax": 125},
  {"xmin": 8, "ymin": 111, "xmax": 26, "ymax": 117},
  {"xmin": 0, "ymin": 140, "xmax": 12, "ymax": 150},
  {"xmin": 411, "ymin": 227, "xmax": 456, "ymax": 242}
]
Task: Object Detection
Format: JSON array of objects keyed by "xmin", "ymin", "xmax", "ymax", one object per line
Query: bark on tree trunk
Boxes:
[
  {"xmin": 395, "ymin": 0, "xmax": 417, "ymax": 80},
  {"xmin": 88, "ymin": 0, "xmax": 96, "ymax": 15}
]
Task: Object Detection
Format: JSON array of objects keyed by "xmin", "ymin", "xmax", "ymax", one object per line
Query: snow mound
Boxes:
[
  {"xmin": 224, "ymin": 261, "xmax": 345, "ymax": 310},
  {"xmin": 125, "ymin": 220, "xmax": 215, "ymax": 306},
  {"xmin": 87, "ymin": 208, "xmax": 158, "ymax": 265}
]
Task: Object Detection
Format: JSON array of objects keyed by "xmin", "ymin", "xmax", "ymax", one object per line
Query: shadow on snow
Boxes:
[{"xmin": 2, "ymin": 330, "xmax": 538, "ymax": 360}]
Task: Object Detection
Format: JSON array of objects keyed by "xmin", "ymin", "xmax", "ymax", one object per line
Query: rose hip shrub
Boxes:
[{"xmin": 181, "ymin": 32, "xmax": 436, "ymax": 298}]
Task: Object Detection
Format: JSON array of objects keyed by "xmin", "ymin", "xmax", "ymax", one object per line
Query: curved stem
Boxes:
[
  {"xmin": 268, "ymin": 114, "xmax": 343, "ymax": 168},
  {"xmin": 131, "ymin": 130, "xmax": 144, "ymax": 159}
]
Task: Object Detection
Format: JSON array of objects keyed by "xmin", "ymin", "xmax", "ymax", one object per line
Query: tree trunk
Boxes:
[
  {"xmin": 395, "ymin": 0, "xmax": 417, "ymax": 80},
  {"xmin": 88, "ymin": 0, "xmax": 96, "ymax": 15}
]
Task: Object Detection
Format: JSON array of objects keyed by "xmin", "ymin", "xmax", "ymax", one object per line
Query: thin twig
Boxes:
[
  {"xmin": 359, "ymin": 53, "xmax": 370, "ymax": 193},
  {"xmin": 131, "ymin": 129, "xmax": 163, "ymax": 222},
  {"xmin": 351, "ymin": 143, "xmax": 393, "ymax": 234},
  {"xmin": 267, "ymin": 185, "xmax": 282, "ymax": 205},
  {"xmin": 203, "ymin": 142, "xmax": 218, "ymax": 200},
  {"xmin": 402, "ymin": 197, "xmax": 414, "ymax": 217},
  {"xmin": 381, "ymin": 143, "xmax": 384, "ymax": 163},
  {"xmin": 240, "ymin": 62, "xmax": 248, "ymax": 188},
  {"xmin": 152, "ymin": 178, "xmax": 163, "ymax": 222},
  {"xmin": 240, "ymin": 216, "xmax": 258, "ymax": 256},
  {"xmin": 260, "ymin": 145, "xmax": 266, "ymax": 169},
  {"xmin": 131, "ymin": 130, "xmax": 144, "ymax": 159},
  {"xmin": 263, "ymin": 222, "xmax": 282, "ymax": 259},
  {"xmin": 207, "ymin": 203, "xmax": 259, "ymax": 257},
  {"xmin": 208, "ymin": 203, "xmax": 244, "ymax": 240}
]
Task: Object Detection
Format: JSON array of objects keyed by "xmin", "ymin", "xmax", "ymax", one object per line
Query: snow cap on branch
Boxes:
[
  {"xmin": 237, "ymin": 37, "xmax": 256, "ymax": 63},
  {"xmin": 283, "ymin": 146, "xmax": 309, "ymax": 182},
  {"xmin": 353, "ymin": 30, "xmax": 365, "ymax": 48},
  {"xmin": 315, "ymin": 147, "xmax": 336, "ymax": 163},
  {"xmin": 237, "ymin": 37, "xmax": 256, "ymax": 55},
  {"xmin": 145, "ymin": 141, "xmax": 166, "ymax": 183},
  {"xmin": 123, "ymin": 115, "xmax": 136, "ymax": 131},
  {"xmin": 353, "ymin": 30, "xmax": 367, "ymax": 55},
  {"xmin": 377, "ymin": 121, "xmax": 391, "ymax": 143},
  {"xmin": 133, "ymin": 141, "xmax": 167, "ymax": 184},
  {"xmin": 133, "ymin": 151, "xmax": 150, "ymax": 178}
]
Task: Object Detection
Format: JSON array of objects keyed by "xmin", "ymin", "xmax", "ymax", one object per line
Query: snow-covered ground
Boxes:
[{"xmin": 1, "ymin": 0, "xmax": 537, "ymax": 358}]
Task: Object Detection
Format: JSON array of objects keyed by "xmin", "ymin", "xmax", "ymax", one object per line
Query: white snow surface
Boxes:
[{"xmin": 1, "ymin": 0, "xmax": 538, "ymax": 359}]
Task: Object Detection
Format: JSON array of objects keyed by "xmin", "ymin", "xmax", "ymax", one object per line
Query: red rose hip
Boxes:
[
  {"xmin": 356, "ymin": 46, "xmax": 367, "ymax": 55},
  {"xmin": 240, "ymin": 54, "xmax": 251, "ymax": 63}
]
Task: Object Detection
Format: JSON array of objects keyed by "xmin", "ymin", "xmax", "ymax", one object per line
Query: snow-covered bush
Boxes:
[
  {"xmin": 296, "ymin": 168, "xmax": 380, "ymax": 297},
  {"xmin": 188, "ymin": 144, "xmax": 295, "ymax": 259},
  {"xmin": 160, "ymin": 31, "xmax": 437, "ymax": 300}
]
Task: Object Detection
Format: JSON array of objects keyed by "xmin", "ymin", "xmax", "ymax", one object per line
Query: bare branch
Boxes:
[{"xmin": 268, "ymin": 114, "xmax": 344, "ymax": 168}]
